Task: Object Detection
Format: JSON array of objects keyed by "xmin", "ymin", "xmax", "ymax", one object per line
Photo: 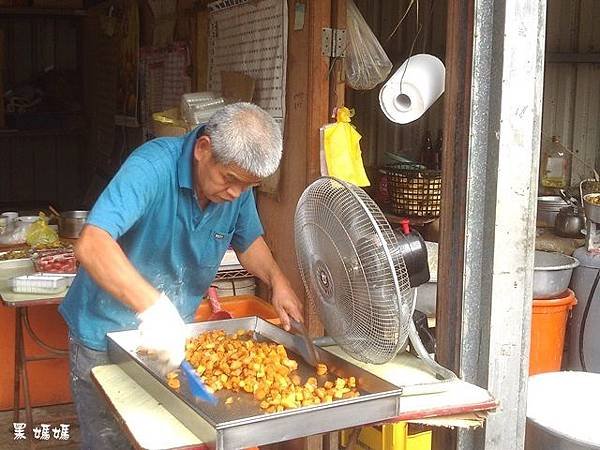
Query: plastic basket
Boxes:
[
  {"xmin": 341, "ymin": 422, "xmax": 432, "ymax": 450},
  {"xmin": 384, "ymin": 165, "xmax": 441, "ymax": 218}
]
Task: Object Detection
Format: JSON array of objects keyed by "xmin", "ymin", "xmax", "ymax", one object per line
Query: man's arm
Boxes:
[
  {"xmin": 236, "ymin": 236, "xmax": 303, "ymax": 331},
  {"xmin": 75, "ymin": 224, "xmax": 160, "ymax": 312}
]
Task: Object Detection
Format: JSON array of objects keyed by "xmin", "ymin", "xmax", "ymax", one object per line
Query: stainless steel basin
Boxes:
[{"xmin": 533, "ymin": 251, "xmax": 579, "ymax": 299}]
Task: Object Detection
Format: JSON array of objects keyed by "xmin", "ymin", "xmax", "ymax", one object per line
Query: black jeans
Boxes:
[{"xmin": 68, "ymin": 335, "xmax": 132, "ymax": 450}]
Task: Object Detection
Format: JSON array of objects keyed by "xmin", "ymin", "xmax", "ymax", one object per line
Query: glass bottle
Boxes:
[
  {"xmin": 433, "ymin": 130, "xmax": 443, "ymax": 171},
  {"xmin": 541, "ymin": 136, "xmax": 570, "ymax": 188},
  {"xmin": 421, "ymin": 132, "xmax": 434, "ymax": 169}
]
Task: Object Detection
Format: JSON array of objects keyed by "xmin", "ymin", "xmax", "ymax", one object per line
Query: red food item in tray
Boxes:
[{"xmin": 33, "ymin": 251, "xmax": 78, "ymax": 274}]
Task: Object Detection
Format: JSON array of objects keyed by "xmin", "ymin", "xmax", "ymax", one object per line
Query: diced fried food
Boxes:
[
  {"xmin": 167, "ymin": 378, "xmax": 180, "ymax": 389},
  {"xmin": 169, "ymin": 329, "xmax": 360, "ymax": 413}
]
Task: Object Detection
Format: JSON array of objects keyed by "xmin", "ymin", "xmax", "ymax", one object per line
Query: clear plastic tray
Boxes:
[{"xmin": 12, "ymin": 274, "xmax": 68, "ymax": 294}]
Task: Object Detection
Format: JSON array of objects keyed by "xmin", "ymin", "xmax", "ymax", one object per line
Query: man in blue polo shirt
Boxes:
[{"xmin": 59, "ymin": 102, "xmax": 303, "ymax": 449}]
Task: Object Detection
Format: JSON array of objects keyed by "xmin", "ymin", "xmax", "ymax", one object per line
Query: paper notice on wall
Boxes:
[{"xmin": 208, "ymin": 0, "xmax": 288, "ymax": 194}]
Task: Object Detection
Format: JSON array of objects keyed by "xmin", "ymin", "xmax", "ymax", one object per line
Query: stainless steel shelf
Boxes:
[{"xmin": 215, "ymin": 267, "xmax": 253, "ymax": 281}]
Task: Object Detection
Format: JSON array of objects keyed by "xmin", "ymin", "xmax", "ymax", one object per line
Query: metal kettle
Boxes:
[{"xmin": 554, "ymin": 205, "xmax": 585, "ymax": 238}]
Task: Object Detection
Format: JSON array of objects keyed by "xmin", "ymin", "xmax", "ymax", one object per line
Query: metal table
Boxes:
[
  {"xmin": 0, "ymin": 285, "xmax": 69, "ymax": 427},
  {"xmin": 94, "ymin": 318, "xmax": 497, "ymax": 450}
]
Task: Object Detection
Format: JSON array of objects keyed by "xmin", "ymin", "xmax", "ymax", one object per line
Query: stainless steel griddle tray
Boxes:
[{"xmin": 107, "ymin": 317, "xmax": 403, "ymax": 449}]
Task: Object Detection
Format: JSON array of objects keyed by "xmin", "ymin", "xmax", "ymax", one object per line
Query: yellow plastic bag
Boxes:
[
  {"xmin": 26, "ymin": 214, "xmax": 59, "ymax": 248},
  {"xmin": 323, "ymin": 107, "xmax": 370, "ymax": 187}
]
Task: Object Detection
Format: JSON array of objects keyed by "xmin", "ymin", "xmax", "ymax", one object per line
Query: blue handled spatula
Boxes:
[{"xmin": 180, "ymin": 361, "xmax": 218, "ymax": 405}]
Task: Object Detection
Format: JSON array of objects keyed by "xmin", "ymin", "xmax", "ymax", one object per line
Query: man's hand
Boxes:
[
  {"xmin": 235, "ymin": 236, "xmax": 304, "ymax": 331},
  {"xmin": 137, "ymin": 293, "xmax": 187, "ymax": 372},
  {"xmin": 271, "ymin": 280, "xmax": 303, "ymax": 332}
]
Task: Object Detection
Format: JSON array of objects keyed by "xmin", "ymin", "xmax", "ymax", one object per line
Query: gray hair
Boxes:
[{"xmin": 204, "ymin": 102, "xmax": 283, "ymax": 178}]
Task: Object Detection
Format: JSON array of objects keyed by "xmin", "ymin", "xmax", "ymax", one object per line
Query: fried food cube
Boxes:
[
  {"xmin": 316, "ymin": 363, "xmax": 328, "ymax": 376},
  {"xmin": 335, "ymin": 378, "xmax": 346, "ymax": 389},
  {"xmin": 166, "ymin": 371, "xmax": 179, "ymax": 380},
  {"xmin": 281, "ymin": 393, "xmax": 298, "ymax": 409},
  {"xmin": 225, "ymin": 397, "xmax": 234, "ymax": 405},
  {"xmin": 167, "ymin": 378, "xmax": 180, "ymax": 389},
  {"xmin": 254, "ymin": 388, "xmax": 267, "ymax": 401},
  {"xmin": 291, "ymin": 374, "xmax": 302, "ymax": 386},
  {"xmin": 348, "ymin": 376, "xmax": 356, "ymax": 388}
]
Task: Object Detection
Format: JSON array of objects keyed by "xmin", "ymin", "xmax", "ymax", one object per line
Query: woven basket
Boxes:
[{"xmin": 385, "ymin": 165, "xmax": 442, "ymax": 218}]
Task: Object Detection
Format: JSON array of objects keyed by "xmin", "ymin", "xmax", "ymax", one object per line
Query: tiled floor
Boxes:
[{"xmin": 0, "ymin": 404, "xmax": 79, "ymax": 450}]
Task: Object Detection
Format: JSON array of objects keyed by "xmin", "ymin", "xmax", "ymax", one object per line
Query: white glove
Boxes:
[{"xmin": 137, "ymin": 293, "xmax": 187, "ymax": 372}]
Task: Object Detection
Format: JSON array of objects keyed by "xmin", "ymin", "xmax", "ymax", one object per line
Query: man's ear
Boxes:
[{"xmin": 194, "ymin": 135, "xmax": 212, "ymax": 161}]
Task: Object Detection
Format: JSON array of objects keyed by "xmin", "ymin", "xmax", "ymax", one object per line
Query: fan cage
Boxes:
[{"xmin": 294, "ymin": 177, "xmax": 413, "ymax": 364}]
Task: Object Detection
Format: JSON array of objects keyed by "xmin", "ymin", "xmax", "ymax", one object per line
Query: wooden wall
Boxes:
[
  {"xmin": 257, "ymin": 0, "xmax": 330, "ymax": 336},
  {"xmin": 0, "ymin": 14, "xmax": 86, "ymax": 211},
  {"xmin": 0, "ymin": 15, "xmax": 79, "ymax": 86},
  {"xmin": 543, "ymin": 0, "xmax": 600, "ymax": 184},
  {"xmin": 346, "ymin": 0, "xmax": 447, "ymax": 168}
]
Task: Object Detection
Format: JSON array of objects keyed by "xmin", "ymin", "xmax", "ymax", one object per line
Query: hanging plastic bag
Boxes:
[
  {"xmin": 345, "ymin": 0, "xmax": 393, "ymax": 90},
  {"xmin": 26, "ymin": 215, "xmax": 59, "ymax": 248},
  {"xmin": 323, "ymin": 107, "xmax": 370, "ymax": 187}
]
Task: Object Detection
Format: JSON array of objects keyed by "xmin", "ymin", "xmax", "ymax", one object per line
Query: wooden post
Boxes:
[
  {"xmin": 433, "ymin": 0, "xmax": 474, "ymax": 446},
  {"xmin": 328, "ymin": 0, "xmax": 346, "ymax": 112},
  {"xmin": 0, "ymin": 30, "xmax": 5, "ymax": 129}
]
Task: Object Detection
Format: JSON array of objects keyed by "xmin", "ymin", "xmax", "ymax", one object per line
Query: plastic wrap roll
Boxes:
[{"xmin": 379, "ymin": 54, "xmax": 445, "ymax": 124}]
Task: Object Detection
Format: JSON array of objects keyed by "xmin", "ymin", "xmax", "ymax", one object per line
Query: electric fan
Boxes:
[{"xmin": 295, "ymin": 176, "xmax": 455, "ymax": 380}]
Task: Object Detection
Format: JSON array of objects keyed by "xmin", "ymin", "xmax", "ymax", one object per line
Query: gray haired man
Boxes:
[{"xmin": 60, "ymin": 102, "xmax": 303, "ymax": 449}]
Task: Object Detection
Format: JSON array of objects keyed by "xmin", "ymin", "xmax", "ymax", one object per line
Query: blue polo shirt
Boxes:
[{"xmin": 59, "ymin": 127, "xmax": 263, "ymax": 351}]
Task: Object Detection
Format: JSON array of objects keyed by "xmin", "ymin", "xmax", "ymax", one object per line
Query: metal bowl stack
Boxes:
[{"xmin": 537, "ymin": 196, "xmax": 569, "ymax": 228}]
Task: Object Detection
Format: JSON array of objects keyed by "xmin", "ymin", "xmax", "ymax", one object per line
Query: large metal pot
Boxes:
[
  {"xmin": 58, "ymin": 210, "xmax": 89, "ymax": 238},
  {"xmin": 533, "ymin": 250, "xmax": 579, "ymax": 299}
]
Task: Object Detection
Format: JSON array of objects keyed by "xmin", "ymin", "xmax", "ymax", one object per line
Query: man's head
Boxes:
[{"xmin": 193, "ymin": 102, "xmax": 282, "ymax": 204}]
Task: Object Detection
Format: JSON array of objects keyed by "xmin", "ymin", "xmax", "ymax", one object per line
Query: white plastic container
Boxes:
[
  {"xmin": 12, "ymin": 274, "xmax": 68, "ymax": 294},
  {"xmin": 180, "ymin": 92, "xmax": 225, "ymax": 126}
]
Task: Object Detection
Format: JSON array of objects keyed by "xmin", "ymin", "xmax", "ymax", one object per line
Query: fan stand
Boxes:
[{"xmin": 408, "ymin": 318, "xmax": 456, "ymax": 380}]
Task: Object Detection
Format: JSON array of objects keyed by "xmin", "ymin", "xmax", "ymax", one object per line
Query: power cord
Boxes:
[{"xmin": 579, "ymin": 268, "xmax": 600, "ymax": 371}]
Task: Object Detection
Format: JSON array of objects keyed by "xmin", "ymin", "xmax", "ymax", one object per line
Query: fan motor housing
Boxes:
[{"xmin": 393, "ymin": 228, "xmax": 430, "ymax": 288}]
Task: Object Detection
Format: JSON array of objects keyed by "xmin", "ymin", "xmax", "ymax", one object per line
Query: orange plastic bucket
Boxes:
[{"xmin": 529, "ymin": 289, "xmax": 577, "ymax": 375}]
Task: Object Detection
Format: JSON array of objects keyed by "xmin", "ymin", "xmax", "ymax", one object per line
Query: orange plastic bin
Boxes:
[
  {"xmin": 529, "ymin": 289, "xmax": 577, "ymax": 375},
  {"xmin": 194, "ymin": 294, "xmax": 280, "ymax": 325}
]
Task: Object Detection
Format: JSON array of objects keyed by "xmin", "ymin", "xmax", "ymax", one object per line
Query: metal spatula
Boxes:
[{"xmin": 289, "ymin": 319, "xmax": 319, "ymax": 367}]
